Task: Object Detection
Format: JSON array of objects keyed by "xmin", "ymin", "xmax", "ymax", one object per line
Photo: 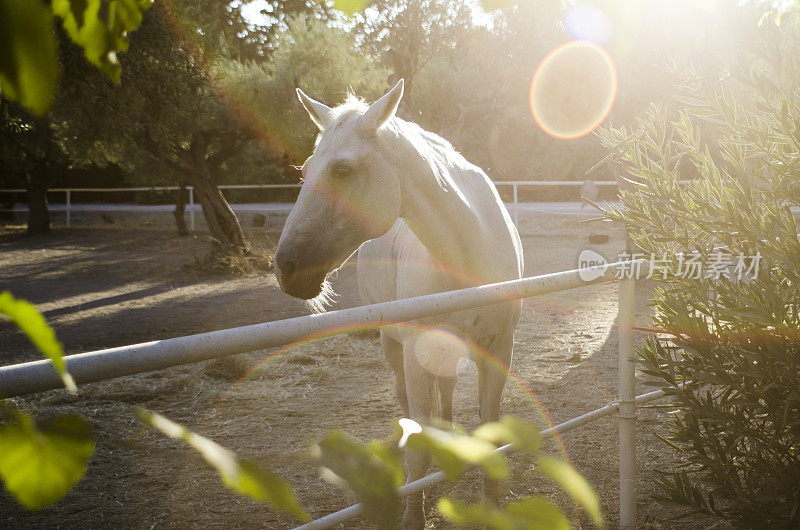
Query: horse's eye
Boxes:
[{"xmin": 331, "ymin": 162, "xmax": 353, "ymax": 179}]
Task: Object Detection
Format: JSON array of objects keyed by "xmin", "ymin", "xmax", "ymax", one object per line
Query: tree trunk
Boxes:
[
  {"xmin": 26, "ymin": 171, "xmax": 50, "ymax": 234},
  {"xmin": 185, "ymin": 164, "xmax": 249, "ymax": 253},
  {"xmin": 173, "ymin": 182, "xmax": 189, "ymax": 236},
  {"xmin": 172, "ymin": 129, "xmax": 249, "ymax": 254},
  {"xmin": 0, "ymin": 194, "xmax": 15, "ymax": 224}
]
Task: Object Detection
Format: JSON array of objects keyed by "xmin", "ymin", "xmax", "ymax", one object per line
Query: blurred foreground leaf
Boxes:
[
  {"xmin": 438, "ymin": 496, "xmax": 569, "ymax": 529},
  {"xmin": 473, "ymin": 416, "xmax": 542, "ymax": 453},
  {"xmin": 0, "ymin": 291, "xmax": 75, "ymax": 392},
  {"xmin": 0, "ymin": 0, "xmax": 151, "ymax": 116},
  {"xmin": 0, "ymin": 412, "xmax": 93, "ymax": 510},
  {"xmin": 314, "ymin": 429, "xmax": 403, "ymax": 528},
  {"xmin": 406, "ymin": 422, "xmax": 509, "ymax": 481},
  {"xmin": 537, "ymin": 455, "xmax": 603, "ymax": 527},
  {"xmin": 135, "ymin": 408, "xmax": 309, "ymax": 522},
  {"xmin": 52, "ymin": 0, "xmax": 153, "ymax": 82},
  {"xmin": 0, "ymin": 0, "xmax": 60, "ymax": 116}
]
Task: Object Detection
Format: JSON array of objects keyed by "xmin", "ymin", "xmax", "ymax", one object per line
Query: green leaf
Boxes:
[
  {"xmin": 228, "ymin": 459, "xmax": 307, "ymax": 516},
  {"xmin": 314, "ymin": 430, "xmax": 403, "ymax": 528},
  {"xmin": 0, "ymin": 412, "xmax": 94, "ymax": 510},
  {"xmin": 0, "ymin": 0, "xmax": 60, "ymax": 116},
  {"xmin": 135, "ymin": 408, "xmax": 309, "ymax": 522},
  {"xmin": 537, "ymin": 455, "xmax": 604, "ymax": 527},
  {"xmin": 406, "ymin": 423, "xmax": 509, "ymax": 482},
  {"xmin": 333, "ymin": 0, "xmax": 371, "ymax": 16},
  {"xmin": 473, "ymin": 416, "xmax": 542, "ymax": 453},
  {"xmin": 52, "ymin": 0, "xmax": 153, "ymax": 82},
  {"xmin": 0, "ymin": 291, "xmax": 75, "ymax": 393},
  {"xmin": 438, "ymin": 496, "xmax": 570, "ymax": 529},
  {"xmin": 437, "ymin": 498, "xmax": 512, "ymax": 528},
  {"xmin": 504, "ymin": 497, "xmax": 571, "ymax": 529},
  {"xmin": 69, "ymin": 0, "xmax": 88, "ymax": 26}
]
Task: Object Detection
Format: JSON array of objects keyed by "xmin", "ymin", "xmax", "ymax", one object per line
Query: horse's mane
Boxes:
[{"xmin": 387, "ymin": 119, "xmax": 462, "ymax": 193}]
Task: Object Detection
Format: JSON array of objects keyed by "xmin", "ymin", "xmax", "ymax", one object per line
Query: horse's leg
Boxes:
[
  {"xmin": 438, "ymin": 376, "xmax": 457, "ymax": 423},
  {"xmin": 381, "ymin": 330, "xmax": 409, "ymax": 416},
  {"xmin": 402, "ymin": 341, "xmax": 436, "ymax": 530},
  {"xmin": 477, "ymin": 331, "xmax": 513, "ymax": 505}
]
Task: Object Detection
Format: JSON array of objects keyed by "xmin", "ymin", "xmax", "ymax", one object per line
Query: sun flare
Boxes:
[{"xmin": 529, "ymin": 40, "xmax": 618, "ymax": 140}]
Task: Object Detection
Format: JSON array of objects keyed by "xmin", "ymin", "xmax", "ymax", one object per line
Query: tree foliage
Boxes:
[
  {"xmin": 0, "ymin": 0, "xmax": 152, "ymax": 116},
  {"xmin": 597, "ymin": 15, "xmax": 800, "ymax": 526},
  {"xmin": 356, "ymin": 0, "xmax": 475, "ymax": 98},
  {"xmin": 52, "ymin": 0, "xmax": 153, "ymax": 81},
  {"xmin": 3, "ymin": 0, "xmax": 777, "ymax": 207},
  {"xmin": 54, "ymin": 0, "xmax": 264, "ymax": 250},
  {"xmin": 222, "ymin": 14, "xmax": 388, "ymax": 162}
]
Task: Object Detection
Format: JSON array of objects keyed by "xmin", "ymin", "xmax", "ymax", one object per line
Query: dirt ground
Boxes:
[{"xmin": 0, "ymin": 212, "xmax": 716, "ymax": 529}]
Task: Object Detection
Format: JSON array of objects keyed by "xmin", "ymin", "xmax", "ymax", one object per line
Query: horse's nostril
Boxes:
[{"xmin": 283, "ymin": 260, "xmax": 296, "ymax": 276}]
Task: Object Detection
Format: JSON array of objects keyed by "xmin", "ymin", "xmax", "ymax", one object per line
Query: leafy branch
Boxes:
[{"xmin": 0, "ymin": 0, "xmax": 153, "ymax": 116}]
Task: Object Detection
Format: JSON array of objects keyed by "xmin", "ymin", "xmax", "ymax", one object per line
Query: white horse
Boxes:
[{"xmin": 274, "ymin": 80, "xmax": 524, "ymax": 529}]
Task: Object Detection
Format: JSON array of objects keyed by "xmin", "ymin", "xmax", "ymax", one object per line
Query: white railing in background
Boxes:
[
  {"xmin": 494, "ymin": 180, "xmax": 621, "ymax": 226},
  {"xmin": 0, "ymin": 181, "xmax": 624, "ymax": 229},
  {"xmin": 0, "ymin": 260, "xmax": 651, "ymax": 529},
  {"xmin": 0, "ymin": 184, "xmax": 302, "ymax": 231}
]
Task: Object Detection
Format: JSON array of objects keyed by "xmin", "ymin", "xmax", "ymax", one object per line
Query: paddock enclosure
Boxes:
[{"xmin": 0, "ymin": 210, "xmax": 709, "ymax": 528}]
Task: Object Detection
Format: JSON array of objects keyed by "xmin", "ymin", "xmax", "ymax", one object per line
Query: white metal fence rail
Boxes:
[
  {"xmin": 0, "ymin": 180, "xmax": 624, "ymax": 229},
  {"xmin": 0, "ymin": 260, "xmax": 651, "ymax": 529},
  {"xmin": 0, "ymin": 184, "xmax": 302, "ymax": 231}
]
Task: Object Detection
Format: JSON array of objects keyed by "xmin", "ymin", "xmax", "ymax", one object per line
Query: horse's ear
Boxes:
[
  {"xmin": 296, "ymin": 88, "xmax": 334, "ymax": 130},
  {"xmin": 360, "ymin": 79, "xmax": 404, "ymax": 130}
]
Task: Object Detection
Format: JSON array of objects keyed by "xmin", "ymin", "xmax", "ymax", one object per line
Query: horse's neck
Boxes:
[{"xmin": 390, "ymin": 130, "xmax": 520, "ymax": 284}]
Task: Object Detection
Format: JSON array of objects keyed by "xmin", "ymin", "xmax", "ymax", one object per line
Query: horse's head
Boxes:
[{"xmin": 275, "ymin": 81, "xmax": 405, "ymax": 301}]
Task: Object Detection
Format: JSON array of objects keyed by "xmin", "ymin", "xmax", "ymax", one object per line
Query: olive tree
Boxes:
[
  {"xmin": 55, "ymin": 1, "xmax": 256, "ymax": 251},
  {"xmin": 222, "ymin": 14, "xmax": 389, "ymax": 163}
]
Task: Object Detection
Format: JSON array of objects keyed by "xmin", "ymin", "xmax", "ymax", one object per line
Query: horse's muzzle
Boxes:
[{"xmin": 274, "ymin": 246, "xmax": 327, "ymax": 300}]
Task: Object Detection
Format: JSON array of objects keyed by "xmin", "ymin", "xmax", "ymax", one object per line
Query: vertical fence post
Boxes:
[
  {"xmin": 512, "ymin": 183, "xmax": 519, "ymax": 227},
  {"xmin": 66, "ymin": 189, "xmax": 71, "ymax": 228},
  {"xmin": 189, "ymin": 187, "xmax": 195, "ymax": 232},
  {"xmin": 618, "ymin": 272, "xmax": 637, "ymax": 529}
]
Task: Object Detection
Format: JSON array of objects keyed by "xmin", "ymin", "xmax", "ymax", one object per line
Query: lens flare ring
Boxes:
[{"xmin": 529, "ymin": 40, "xmax": 618, "ymax": 140}]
